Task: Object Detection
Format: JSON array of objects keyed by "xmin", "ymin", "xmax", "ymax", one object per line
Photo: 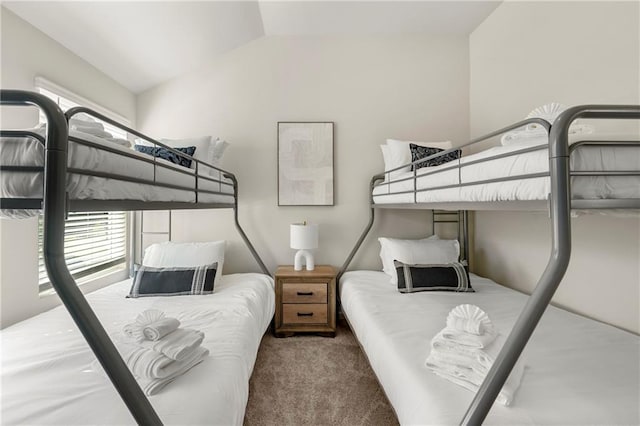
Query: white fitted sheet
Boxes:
[
  {"xmin": 0, "ymin": 131, "xmax": 234, "ymax": 216},
  {"xmin": 373, "ymin": 134, "xmax": 640, "ymax": 205},
  {"xmin": 340, "ymin": 271, "xmax": 640, "ymax": 425},
  {"xmin": 0, "ymin": 273, "xmax": 275, "ymax": 425}
]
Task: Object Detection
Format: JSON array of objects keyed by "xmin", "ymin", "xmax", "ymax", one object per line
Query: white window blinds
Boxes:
[
  {"xmin": 38, "ymin": 212, "xmax": 128, "ymax": 290},
  {"xmin": 35, "ymin": 78, "xmax": 130, "ymax": 291}
]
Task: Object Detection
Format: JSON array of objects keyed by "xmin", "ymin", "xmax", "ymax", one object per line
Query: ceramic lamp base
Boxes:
[{"xmin": 294, "ymin": 249, "xmax": 315, "ymax": 271}]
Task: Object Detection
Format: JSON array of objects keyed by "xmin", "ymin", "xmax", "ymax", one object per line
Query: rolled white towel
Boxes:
[
  {"xmin": 142, "ymin": 317, "xmax": 181, "ymax": 341},
  {"xmin": 446, "ymin": 304, "xmax": 496, "ymax": 336},
  {"xmin": 123, "ymin": 322, "xmax": 145, "ymax": 342},
  {"xmin": 123, "ymin": 310, "xmax": 180, "ymax": 343},
  {"xmin": 139, "ymin": 328, "xmax": 204, "ymax": 361}
]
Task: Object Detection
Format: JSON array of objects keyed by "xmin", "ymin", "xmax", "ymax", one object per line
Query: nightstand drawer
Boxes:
[
  {"xmin": 282, "ymin": 283, "xmax": 327, "ymax": 304},
  {"xmin": 282, "ymin": 304, "xmax": 328, "ymax": 324}
]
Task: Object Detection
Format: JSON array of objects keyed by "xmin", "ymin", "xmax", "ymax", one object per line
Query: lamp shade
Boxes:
[{"xmin": 290, "ymin": 223, "xmax": 318, "ymax": 250}]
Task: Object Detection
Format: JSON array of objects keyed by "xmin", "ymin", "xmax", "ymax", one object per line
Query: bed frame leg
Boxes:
[
  {"xmin": 338, "ymin": 174, "xmax": 384, "ymax": 281},
  {"xmin": 1, "ymin": 90, "xmax": 163, "ymax": 425},
  {"xmin": 226, "ymin": 174, "xmax": 270, "ymax": 275}
]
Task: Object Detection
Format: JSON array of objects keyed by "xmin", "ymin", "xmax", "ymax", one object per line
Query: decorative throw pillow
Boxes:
[
  {"xmin": 127, "ymin": 263, "xmax": 217, "ymax": 297},
  {"xmin": 159, "ymin": 136, "xmax": 213, "ymax": 169},
  {"xmin": 394, "ymin": 260, "xmax": 473, "ymax": 293},
  {"xmin": 134, "ymin": 145, "xmax": 196, "ymax": 168},
  {"xmin": 385, "ymin": 139, "xmax": 453, "ymax": 174},
  {"xmin": 409, "ymin": 143, "xmax": 461, "ymax": 171},
  {"xmin": 378, "ymin": 236, "xmax": 459, "ymax": 285}
]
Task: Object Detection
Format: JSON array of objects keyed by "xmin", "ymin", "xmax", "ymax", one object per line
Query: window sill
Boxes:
[{"xmin": 39, "ymin": 266, "xmax": 129, "ymax": 298}]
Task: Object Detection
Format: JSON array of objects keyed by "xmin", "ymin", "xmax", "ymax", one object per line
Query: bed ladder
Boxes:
[{"xmin": 432, "ymin": 210, "xmax": 469, "ymax": 263}]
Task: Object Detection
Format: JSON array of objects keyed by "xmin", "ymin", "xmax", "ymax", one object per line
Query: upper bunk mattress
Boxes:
[
  {"xmin": 373, "ymin": 134, "xmax": 640, "ymax": 205},
  {"xmin": 1, "ymin": 130, "xmax": 235, "ymax": 216},
  {"xmin": 0, "ymin": 273, "xmax": 274, "ymax": 425},
  {"xmin": 339, "ymin": 270, "xmax": 639, "ymax": 425}
]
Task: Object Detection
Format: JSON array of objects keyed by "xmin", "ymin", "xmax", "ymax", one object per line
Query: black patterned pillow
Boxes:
[
  {"xmin": 409, "ymin": 143, "xmax": 461, "ymax": 171},
  {"xmin": 394, "ymin": 260, "xmax": 474, "ymax": 293},
  {"xmin": 134, "ymin": 145, "xmax": 196, "ymax": 168},
  {"xmin": 127, "ymin": 263, "xmax": 217, "ymax": 297}
]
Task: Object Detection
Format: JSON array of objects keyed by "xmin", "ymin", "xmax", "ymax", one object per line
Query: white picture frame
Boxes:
[{"xmin": 278, "ymin": 122, "xmax": 334, "ymax": 206}]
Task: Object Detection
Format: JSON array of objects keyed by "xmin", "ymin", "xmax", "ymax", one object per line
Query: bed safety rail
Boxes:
[
  {"xmin": 462, "ymin": 104, "xmax": 640, "ymax": 424},
  {"xmin": 0, "ymin": 89, "xmax": 162, "ymax": 425}
]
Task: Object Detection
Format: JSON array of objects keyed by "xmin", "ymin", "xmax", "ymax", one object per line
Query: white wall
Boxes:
[
  {"xmin": 137, "ymin": 35, "xmax": 470, "ymax": 274},
  {"xmin": 0, "ymin": 8, "xmax": 136, "ymax": 328},
  {"xmin": 470, "ymin": 1, "xmax": 640, "ymax": 333}
]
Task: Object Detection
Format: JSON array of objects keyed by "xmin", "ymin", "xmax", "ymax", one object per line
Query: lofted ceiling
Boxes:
[{"xmin": 3, "ymin": 1, "xmax": 501, "ymax": 94}]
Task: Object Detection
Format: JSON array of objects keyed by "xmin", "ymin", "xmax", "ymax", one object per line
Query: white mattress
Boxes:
[
  {"xmin": 373, "ymin": 134, "xmax": 640, "ymax": 204},
  {"xmin": 340, "ymin": 270, "xmax": 640, "ymax": 425},
  {"xmin": 0, "ymin": 130, "xmax": 234, "ymax": 217},
  {"xmin": 0, "ymin": 273, "xmax": 275, "ymax": 425}
]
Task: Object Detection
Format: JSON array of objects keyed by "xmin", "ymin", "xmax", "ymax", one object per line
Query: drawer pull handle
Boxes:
[
  {"xmin": 297, "ymin": 312, "xmax": 314, "ymax": 317},
  {"xmin": 297, "ymin": 291, "xmax": 314, "ymax": 296}
]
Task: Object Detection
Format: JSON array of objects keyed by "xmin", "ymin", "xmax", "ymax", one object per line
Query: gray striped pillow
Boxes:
[
  {"xmin": 128, "ymin": 263, "xmax": 217, "ymax": 298},
  {"xmin": 394, "ymin": 260, "xmax": 473, "ymax": 293}
]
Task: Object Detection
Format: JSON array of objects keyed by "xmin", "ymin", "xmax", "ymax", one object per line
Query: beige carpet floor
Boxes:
[{"xmin": 244, "ymin": 320, "xmax": 398, "ymax": 426}]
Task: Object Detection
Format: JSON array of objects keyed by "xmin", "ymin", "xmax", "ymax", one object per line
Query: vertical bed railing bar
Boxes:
[
  {"xmin": 461, "ymin": 105, "xmax": 640, "ymax": 425},
  {"xmin": 0, "ymin": 90, "xmax": 163, "ymax": 425}
]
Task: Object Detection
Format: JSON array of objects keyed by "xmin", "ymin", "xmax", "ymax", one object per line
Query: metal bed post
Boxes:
[
  {"xmin": 461, "ymin": 105, "xmax": 640, "ymax": 425},
  {"xmin": 226, "ymin": 173, "xmax": 270, "ymax": 275},
  {"xmin": 1, "ymin": 90, "xmax": 162, "ymax": 425},
  {"xmin": 338, "ymin": 173, "xmax": 385, "ymax": 281}
]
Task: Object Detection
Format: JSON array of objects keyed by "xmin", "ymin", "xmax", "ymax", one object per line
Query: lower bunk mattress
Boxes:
[
  {"xmin": 0, "ymin": 273, "xmax": 275, "ymax": 425},
  {"xmin": 340, "ymin": 271, "xmax": 639, "ymax": 425}
]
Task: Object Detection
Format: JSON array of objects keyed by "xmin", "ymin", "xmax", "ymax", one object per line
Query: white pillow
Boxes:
[
  {"xmin": 378, "ymin": 236, "xmax": 459, "ymax": 285},
  {"xmin": 209, "ymin": 139, "xmax": 229, "ymax": 168},
  {"xmin": 142, "ymin": 241, "xmax": 226, "ymax": 285},
  {"xmin": 385, "ymin": 139, "xmax": 453, "ymax": 174}
]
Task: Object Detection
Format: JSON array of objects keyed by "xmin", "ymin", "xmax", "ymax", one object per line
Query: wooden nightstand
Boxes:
[{"xmin": 274, "ymin": 265, "xmax": 337, "ymax": 337}]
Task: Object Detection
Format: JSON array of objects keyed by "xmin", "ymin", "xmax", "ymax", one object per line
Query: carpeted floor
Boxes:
[{"xmin": 244, "ymin": 320, "xmax": 398, "ymax": 426}]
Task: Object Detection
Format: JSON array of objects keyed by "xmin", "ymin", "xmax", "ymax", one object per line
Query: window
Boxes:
[
  {"xmin": 35, "ymin": 77, "xmax": 130, "ymax": 139},
  {"xmin": 38, "ymin": 212, "xmax": 128, "ymax": 291},
  {"xmin": 35, "ymin": 78, "xmax": 130, "ymax": 292}
]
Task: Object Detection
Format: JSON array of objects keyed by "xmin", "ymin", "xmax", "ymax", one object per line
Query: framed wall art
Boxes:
[{"xmin": 278, "ymin": 122, "xmax": 334, "ymax": 206}]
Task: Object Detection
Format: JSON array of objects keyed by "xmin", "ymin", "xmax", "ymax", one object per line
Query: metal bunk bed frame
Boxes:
[
  {"xmin": 0, "ymin": 89, "xmax": 270, "ymax": 425},
  {"xmin": 339, "ymin": 104, "xmax": 640, "ymax": 425}
]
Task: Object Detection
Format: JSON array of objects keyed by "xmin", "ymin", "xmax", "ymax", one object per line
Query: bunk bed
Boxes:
[
  {"xmin": 0, "ymin": 90, "xmax": 272, "ymax": 425},
  {"xmin": 339, "ymin": 104, "xmax": 640, "ymax": 425}
]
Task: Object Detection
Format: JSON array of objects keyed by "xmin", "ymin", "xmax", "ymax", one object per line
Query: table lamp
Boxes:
[{"xmin": 290, "ymin": 222, "xmax": 318, "ymax": 271}]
